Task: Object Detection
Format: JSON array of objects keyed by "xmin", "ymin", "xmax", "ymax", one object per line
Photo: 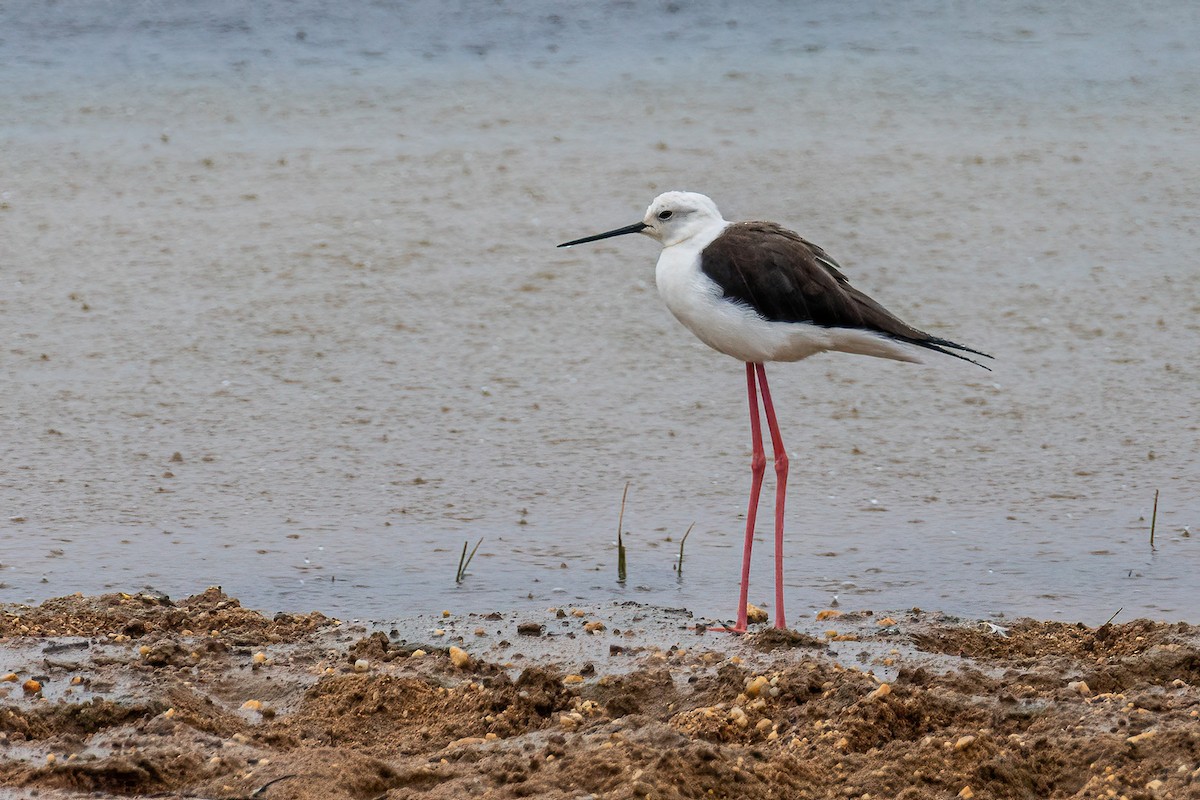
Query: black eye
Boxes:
[{"xmin": 657, "ymin": 210, "xmax": 673, "ymax": 220}]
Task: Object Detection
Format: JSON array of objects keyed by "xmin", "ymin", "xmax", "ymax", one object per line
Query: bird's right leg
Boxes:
[{"xmin": 712, "ymin": 362, "xmax": 766, "ymax": 633}]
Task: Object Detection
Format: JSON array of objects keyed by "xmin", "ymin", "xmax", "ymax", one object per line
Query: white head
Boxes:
[
  {"xmin": 639, "ymin": 191, "xmax": 726, "ymax": 247},
  {"xmin": 557, "ymin": 191, "xmax": 726, "ymax": 250}
]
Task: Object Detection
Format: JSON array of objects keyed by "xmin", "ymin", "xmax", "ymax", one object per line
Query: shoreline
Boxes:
[{"xmin": 2, "ymin": 589, "xmax": 1198, "ymax": 799}]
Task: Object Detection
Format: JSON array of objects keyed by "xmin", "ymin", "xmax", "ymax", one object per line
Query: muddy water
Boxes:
[{"xmin": 2, "ymin": 2, "xmax": 1198, "ymax": 624}]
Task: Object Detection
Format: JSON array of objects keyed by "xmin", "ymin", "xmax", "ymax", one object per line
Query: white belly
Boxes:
[{"xmin": 654, "ymin": 242, "xmax": 920, "ymax": 365}]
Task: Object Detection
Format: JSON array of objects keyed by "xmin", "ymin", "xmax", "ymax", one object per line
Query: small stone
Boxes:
[
  {"xmin": 442, "ymin": 610, "xmax": 451, "ymax": 618},
  {"xmin": 746, "ymin": 604, "xmax": 769, "ymax": 624},
  {"xmin": 876, "ymin": 616, "xmax": 897, "ymax": 626},
  {"xmin": 816, "ymin": 609, "xmax": 842, "ymax": 621},
  {"xmin": 571, "ymin": 609, "xmax": 586, "ymax": 618},
  {"xmin": 241, "ymin": 699, "xmax": 263, "ymax": 711},
  {"xmin": 449, "ymin": 646, "xmax": 470, "ymax": 668},
  {"xmin": 432, "ymin": 629, "xmax": 446, "ymax": 637},
  {"xmin": 1146, "ymin": 779, "xmax": 1164, "ymax": 792},
  {"xmin": 745, "ymin": 676, "xmax": 770, "ymax": 697},
  {"xmin": 22, "ymin": 679, "xmax": 42, "ymax": 694},
  {"xmin": 411, "ymin": 649, "xmax": 427, "ymax": 658},
  {"xmin": 1126, "ymin": 729, "xmax": 1156, "ymax": 745},
  {"xmin": 517, "ymin": 622, "xmax": 544, "ymax": 636},
  {"xmin": 474, "ymin": 627, "xmax": 486, "ymax": 636},
  {"xmin": 584, "ymin": 621, "xmax": 607, "ymax": 633},
  {"xmin": 353, "ymin": 658, "xmax": 370, "ymax": 672},
  {"xmin": 755, "ymin": 718, "xmax": 773, "ymax": 732},
  {"xmin": 564, "ymin": 674, "xmax": 584, "ymax": 685},
  {"xmin": 954, "ymin": 735, "xmax": 976, "ymax": 751},
  {"xmin": 866, "ymin": 683, "xmax": 892, "ymax": 701},
  {"xmin": 958, "ymin": 787, "xmax": 975, "ymax": 799},
  {"xmin": 447, "ymin": 736, "xmax": 486, "ymax": 748},
  {"xmin": 1, "ymin": 673, "xmax": 17, "ymax": 683},
  {"xmin": 1066, "ymin": 680, "xmax": 1091, "ymax": 696},
  {"xmin": 251, "ymin": 652, "xmax": 267, "ymax": 665}
]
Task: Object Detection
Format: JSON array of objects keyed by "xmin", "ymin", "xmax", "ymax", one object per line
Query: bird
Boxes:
[{"xmin": 558, "ymin": 191, "xmax": 991, "ymax": 633}]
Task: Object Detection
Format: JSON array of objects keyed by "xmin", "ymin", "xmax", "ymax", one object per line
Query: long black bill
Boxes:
[{"xmin": 557, "ymin": 221, "xmax": 648, "ymax": 248}]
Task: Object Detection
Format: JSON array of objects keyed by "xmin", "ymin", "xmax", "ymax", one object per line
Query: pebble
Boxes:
[
  {"xmin": 241, "ymin": 700, "xmax": 262, "ymax": 711},
  {"xmin": 958, "ymin": 787, "xmax": 975, "ymax": 799},
  {"xmin": 353, "ymin": 658, "xmax": 370, "ymax": 672},
  {"xmin": 584, "ymin": 621, "xmax": 606, "ymax": 633},
  {"xmin": 22, "ymin": 679, "xmax": 42, "ymax": 694},
  {"xmin": 866, "ymin": 683, "xmax": 892, "ymax": 702},
  {"xmin": 1066, "ymin": 680, "xmax": 1091, "ymax": 696},
  {"xmin": 1, "ymin": 673, "xmax": 17, "ymax": 683},
  {"xmin": 876, "ymin": 617, "xmax": 898, "ymax": 626},
  {"xmin": 411, "ymin": 649, "xmax": 427, "ymax": 659},
  {"xmin": 517, "ymin": 622, "xmax": 543, "ymax": 636},
  {"xmin": 745, "ymin": 675, "xmax": 770, "ymax": 697},
  {"xmin": 432, "ymin": 629, "xmax": 445, "ymax": 637},
  {"xmin": 474, "ymin": 628, "xmax": 486, "ymax": 636},
  {"xmin": 816, "ymin": 609, "xmax": 842, "ymax": 621},
  {"xmin": 563, "ymin": 674, "xmax": 584, "ymax": 685},
  {"xmin": 1126, "ymin": 729, "xmax": 1156, "ymax": 745},
  {"xmin": 954, "ymin": 735, "xmax": 977, "ymax": 751},
  {"xmin": 449, "ymin": 646, "xmax": 470, "ymax": 668},
  {"xmin": 252, "ymin": 652, "xmax": 267, "ymax": 665},
  {"xmin": 447, "ymin": 736, "xmax": 486, "ymax": 748},
  {"xmin": 746, "ymin": 604, "xmax": 769, "ymax": 624}
]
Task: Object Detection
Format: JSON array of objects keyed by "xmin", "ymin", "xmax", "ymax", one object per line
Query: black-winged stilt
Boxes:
[{"xmin": 558, "ymin": 191, "xmax": 991, "ymax": 632}]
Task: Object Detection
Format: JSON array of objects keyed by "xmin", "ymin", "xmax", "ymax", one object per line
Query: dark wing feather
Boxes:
[{"xmin": 701, "ymin": 222, "xmax": 993, "ymax": 368}]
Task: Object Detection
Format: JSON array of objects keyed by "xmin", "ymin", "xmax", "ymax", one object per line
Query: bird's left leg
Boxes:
[
  {"xmin": 709, "ymin": 362, "xmax": 764, "ymax": 634},
  {"xmin": 755, "ymin": 363, "xmax": 789, "ymax": 630}
]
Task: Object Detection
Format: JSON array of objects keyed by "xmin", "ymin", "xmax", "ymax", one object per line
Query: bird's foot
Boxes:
[{"xmin": 707, "ymin": 624, "xmax": 748, "ymax": 634}]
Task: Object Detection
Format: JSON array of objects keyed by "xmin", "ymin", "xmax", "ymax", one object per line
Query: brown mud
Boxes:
[{"xmin": 2, "ymin": 590, "xmax": 1198, "ymax": 799}]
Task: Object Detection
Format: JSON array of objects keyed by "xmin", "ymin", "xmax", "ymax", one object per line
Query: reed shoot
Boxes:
[
  {"xmin": 617, "ymin": 483, "xmax": 629, "ymax": 583},
  {"xmin": 675, "ymin": 522, "xmax": 695, "ymax": 575},
  {"xmin": 1150, "ymin": 489, "xmax": 1159, "ymax": 548},
  {"xmin": 456, "ymin": 537, "xmax": 483, "ymax": 583}
]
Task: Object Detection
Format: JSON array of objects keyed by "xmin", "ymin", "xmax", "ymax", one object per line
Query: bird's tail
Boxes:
[{"xmin": 906, "ymin": 335, "xmax": 994, "ymax": 371}]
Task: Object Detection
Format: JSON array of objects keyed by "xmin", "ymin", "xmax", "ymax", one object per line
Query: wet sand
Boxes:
[
  {"xmin": 2, "ymin": 3, "xmax": 1199, "ymax": 622},
  {"xmin": 2, "ymin": 589, "xmax": 1199, "ymax": 799}
]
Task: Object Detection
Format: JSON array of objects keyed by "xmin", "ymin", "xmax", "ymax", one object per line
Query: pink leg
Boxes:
[
  {"xmin": 755, "ymin": 364, "xmax": 789, "ymax": 630},
  {"xmin": 712, "ymin": 362, "xmax": 766, "ymax": 633}
]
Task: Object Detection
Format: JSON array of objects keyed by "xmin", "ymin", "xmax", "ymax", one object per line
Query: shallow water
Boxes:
[{"xmin": 2, "ymin": 1, "xmax": 1198, "ymax": 624}]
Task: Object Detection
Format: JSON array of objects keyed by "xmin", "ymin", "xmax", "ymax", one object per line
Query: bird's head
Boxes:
[
  {"xmin": 558, "ymin": 191, "xmax": 725, "ymax": 250},
  {"xmin": 640, "ymin": 191, "xmax": 725, "ymax": 247}
]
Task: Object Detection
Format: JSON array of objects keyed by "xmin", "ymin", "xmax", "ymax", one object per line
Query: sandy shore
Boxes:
[{"xmin": 2, "ymin": 590, "xmax": 1198, "ymax": 799}]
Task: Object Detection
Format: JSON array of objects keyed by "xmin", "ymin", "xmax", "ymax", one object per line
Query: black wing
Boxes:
[{"xmin": 700, "ymin": 222, "xmax": 993, "ymax": 368}]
